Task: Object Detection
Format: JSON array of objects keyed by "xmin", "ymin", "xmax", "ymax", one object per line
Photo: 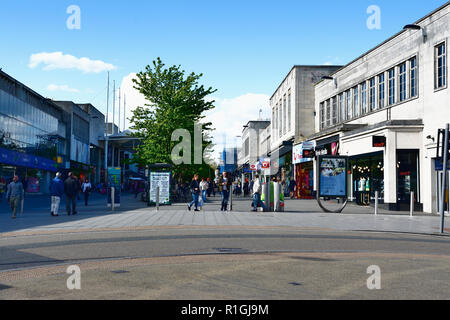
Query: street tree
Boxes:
[{"xmin": 130, "ymin": 58, "xmax": 217, "ymax": 181}]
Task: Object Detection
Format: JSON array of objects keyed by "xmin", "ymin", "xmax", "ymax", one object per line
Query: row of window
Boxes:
[
  {"xmin": 0, "ymin": 90, "xmax": 59, "ymax": 134},
  {"xmin": 272, "ymin": 90, "xmax": 292, "ymax": 139},
  {"xmin": 319, "ymin": 42, "xmax": 446, "ymax": 130},
  {"xmin": 320, "ymin": 56, "xmax": 419, "ymax": 130}
]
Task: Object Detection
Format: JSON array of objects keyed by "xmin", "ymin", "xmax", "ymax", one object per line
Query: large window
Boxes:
[
  {"xmin": 326, "ymin": 99, "xmax": 331, "ymax": 127},
  {"xmin": 399, "ymin": 62, "xmax": 407, "ymax": 102},
  {"xmin": 388, "ymin": 68, "xmax": 395, "ymax": 105},
  {"xmin": 288, "ymin": 91, "xmax": 291, "ymax": 132},
  {"xmin": 361, "ymin": 82, "xmax": 367, "ymax": 115},
  {"xmin": 435, "ymin": 42, "xmax": 446, "ymax": 89},
  {"xmin": 369, "ymin": 78, "xmax": 376, "ymax": 111},
  {"xmin": 278, "ymin": 100, "xmax": 282, "ymax": 137},
  {"xmin": 320, "ymin": 102, "xmax": 325, "ymax": 130},
  {"xmin": 339, "ymin": 93, "xmax": 344, "ymax": 122},
  {"xmin": 378, "ymin": 73, "xmax": 385, "ymax": 108},
  {"xmin": 346, "ymin": 90, "xmax": 352, "ymax": 120},
  {"xmin": 410, "ymin": 57, "xmax": 417, "ymax": 97},
  {"xmin": 332, "ymin": 96, "xmax": 337, "ymax": 125},
  {"xmin": 353, "ymin": 86, "xmax": 359, "ymax": 118},
  {"xmin": 283, "ymin": 96, "xmax": 287, "ymax": 135}
]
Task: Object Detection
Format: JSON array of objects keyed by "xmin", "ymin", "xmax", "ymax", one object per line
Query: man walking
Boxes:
[
  {"xmin": 218, "ymin": 172, "xmax": 231, "ymax": 211},
  {"xmin": 252, "ymin": 174, "xmax": 266, "ymax": 212},
  {"xmin": 64, "ymin": 172, "xmax": 78, "ymax": 215},
  {"xmin": 188, "ymin": 174, "xmax": 200, "ymax": 212},
  {"xmin": 50, "ymin": 172, "xmax": 64, "ymax": 216},
  {"xmin": 6, "ymin": 175, "xmax": 24, "ymax": 219}
]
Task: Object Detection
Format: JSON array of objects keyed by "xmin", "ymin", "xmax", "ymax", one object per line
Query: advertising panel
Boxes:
[
  {"xmin": 107, "ymin": 167, "xmax": 121, "ymax": 207},
  {"xmin": 318, "ymin": 156, "xmax": 348, "ymax": 198}
]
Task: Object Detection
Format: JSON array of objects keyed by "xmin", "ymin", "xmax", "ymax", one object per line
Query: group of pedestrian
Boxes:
[{"xmin": 49, "ymin": 172, "xmax": 92, "ymax": 217}]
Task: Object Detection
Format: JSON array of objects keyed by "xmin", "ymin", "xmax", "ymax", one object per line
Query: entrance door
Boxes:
[{"xmin": 397, "ymin": 150, "xmax": 419, "ymax": 207}]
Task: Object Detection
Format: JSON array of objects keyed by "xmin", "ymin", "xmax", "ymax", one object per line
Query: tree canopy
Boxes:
[{"xmin": 129, "ymin": 58, "xmax": 217, "ymax": 181}]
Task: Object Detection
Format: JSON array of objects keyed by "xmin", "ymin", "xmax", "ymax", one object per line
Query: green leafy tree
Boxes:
[{"xmin": 130, "ymin": 58, "xmax": 217, "ymax": 181}]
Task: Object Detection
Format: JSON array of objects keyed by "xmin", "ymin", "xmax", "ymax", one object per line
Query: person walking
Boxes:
[
  {"xmin": 188, "ymin": 174, "xmax": 200, "ymax": 212},
  {"xmin": 252, "ymin": 174, "xmax": 266, "ymax": 212},
  {"xmin": 218, "ymin": 172, "xmax": 231, "ymax": 211},
  {"xmin": 289, "ymin": 178, "xmax": 296, "ymax": 199},
  {"xmin": 64, "ymin": 172, "xmax": 78, "ymax": 215},
  {"xmin": 49, "ymin": 172, "xmax": 64, "ymax": 216},
  {"xmin": 6, "ymin": 175, "xmax": 24, "ymax": 219},
  {"xmin": 81, "ymin": 178, "xmax": 92, "ymax": 206},
  {"xmin": 206, "ymin": 177, "xmax": 213, "ymax": 198},
  {"xmin": 243, "ymin": 178, "xmax": 249, "ymax": 197},
  {"xmin": 200, "ymin": 178, "xmax": 208, "ymax": 203}
]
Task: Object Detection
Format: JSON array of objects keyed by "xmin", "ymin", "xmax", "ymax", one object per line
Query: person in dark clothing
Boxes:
[
  {"xmin": 206, "ymin": 177, "xmax": 213, "ymax": 197},
  {"xmin": 64, "ymin": 172, "xmax": 78, "ymax": 215},
  {"xmin": 243, "ymin": 178, "xmax": 249, "ymax": 197},
  {"xmin": 289, "ymin": 178, "xmax": 296, "ymax": 199},
  {"xmin": 218, "ymin": 172, "xmax": 232, "ymax": 211},
  {"xmin": 188, "ymin": 174, "xmax": 200, "ymax": 212}
]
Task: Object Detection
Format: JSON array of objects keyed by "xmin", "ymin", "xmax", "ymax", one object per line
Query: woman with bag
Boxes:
[{"xmin": 81, "ymin": 178, "xmax": 92, "ymax": 206}]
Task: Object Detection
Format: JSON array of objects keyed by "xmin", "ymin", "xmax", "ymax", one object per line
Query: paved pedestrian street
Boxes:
[{"xmin": 0, "ymin": 194, "xmax": 447, "ymax": 236}]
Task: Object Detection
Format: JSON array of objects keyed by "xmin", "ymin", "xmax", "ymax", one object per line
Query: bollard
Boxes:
[
  {"xmin": 156, "ymin": 186, "xmax": 160, "ymax": 211},
  {"xmin": 374, "ymin": 191, "xmax": 379, "ymax": 216},
  {"xmin": 264, "ymin": 181, "xmax": 271, "ymax": 212},
  {"xmin": 111, "ymin": 187, "xmax": 115, "ymax": 212},
  {"xmin": 410, "ymin": 191, "xmax": 414, "ymax": 217},
  {"xmin": 274, "ymin": 182, "xmax": 280, "ymax": 212},
  {"xmin": 230, "ymin": 185, "xmax": 233, "ymax": 211}
]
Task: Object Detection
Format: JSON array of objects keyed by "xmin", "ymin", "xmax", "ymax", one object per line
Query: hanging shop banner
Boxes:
[
  {"xmin": 107, "ymin": 167, "xmax": 121, "ymax": 207},
  {"xmin": 318, "ymin": 156, "xmax": 348, "ymax": 198},
  {"xmin": 149, "ymin": 171, "xmax": 171, "ymax": 205}
]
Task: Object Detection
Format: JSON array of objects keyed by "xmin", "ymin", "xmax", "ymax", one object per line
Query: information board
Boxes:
[
  {"xmin": 318, "ymin": 156, "xmax": 348, "ymax": 198},
  {"xmin": 107, "ymin": 167, "xmax": 121, "ymax": 207},
  {"xmin": 149, "ymin": 171, "xmax": 171, "ymax": 205}
]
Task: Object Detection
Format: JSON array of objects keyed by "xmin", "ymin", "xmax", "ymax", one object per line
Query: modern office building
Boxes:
[
  {"xmin": 53, "ymin": 101, "xmax": 106, "ymax": 184},
  {"xmin": 312, "ymin": 3, "xmax": 449, "ymax": 213},
  {"xmin": 0, "ymin": 70, "xmax": 66, "ymax": 194},
  {"xmin": 270, "ymin": 65, "xmax": 341, "ymax": 182}
]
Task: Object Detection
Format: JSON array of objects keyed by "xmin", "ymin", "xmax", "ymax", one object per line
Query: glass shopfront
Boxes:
[
  {"xmin": 295, "ymin": 161, "xmax": 314, "ymax": 199},
  {"xmin": 397, "ymin": 149, "xmax": 419, "ymax": 205},
  {"xmin": 349, "ymin": 152, "xmax": 384, "ymax": 205}
]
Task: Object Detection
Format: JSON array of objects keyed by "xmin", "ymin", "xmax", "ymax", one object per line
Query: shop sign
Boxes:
[
  {"xmin": 0, "ymin": 146, "xmax": 57, "ymax": 172},
  {"xmin": 372, "ymin": 136, "xmax": 386, "ymax": 148},
  {"xmin": 318, "ymin": 156, "xmax": 348, "ymax": 198},
  {"xmin": 293, "ymin": 141, "xmax": 316, "ymax": 164},
  {"xmin": 434, "ymin": 159, "xmax": 450, "ymax": 171}
]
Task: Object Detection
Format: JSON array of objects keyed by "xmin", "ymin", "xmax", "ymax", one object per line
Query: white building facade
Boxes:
[
  {"xmin": 313, "ymin": 3, "xmax": 449, "ymax": 213},
  {"xmin": 270, "ymin": 66, "xmax": 341, "ymax": 180}
]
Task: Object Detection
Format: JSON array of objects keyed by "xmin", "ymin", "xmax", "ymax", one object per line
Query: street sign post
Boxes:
[{"xmin": 439, "ymin": 124, "xmax": 449, "ymax": 234}]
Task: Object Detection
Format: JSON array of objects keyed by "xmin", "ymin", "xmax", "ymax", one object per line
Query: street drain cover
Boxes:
[
  {"xmin": 111, "ymin": 270, "xmax": 129, "ymax": 274},
  {"xmin": 289, "ymin": 282, "xmax": 302, "ymax": 286},
  {"xmin": 0, "ymin": 284, "xmax": 12, "ymax": 290}
]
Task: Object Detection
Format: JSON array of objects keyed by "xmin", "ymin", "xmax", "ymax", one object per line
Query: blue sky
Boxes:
[{"xmin": 0, "ymin": 0, "xmax": 447, "ymax": 154}]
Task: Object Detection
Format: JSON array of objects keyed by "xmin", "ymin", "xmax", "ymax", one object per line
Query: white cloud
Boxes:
[
  {"xmin": 29, "ymin": 52, "xmax": 116, "ymax": 73},
  {"xmin": 203, "ymin": 93, "xmax": 271, "ymax": 158},
  {"xmin": 118, "ymin": 73, "xmax": 271, "ymax": 160},
  {"xmin": 116, "ymin": 73, "xmax": 148, "ymax": 130},
  {"xmin": 47, "ymin": 84, "xmax": 79, "ymax": 93}
]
